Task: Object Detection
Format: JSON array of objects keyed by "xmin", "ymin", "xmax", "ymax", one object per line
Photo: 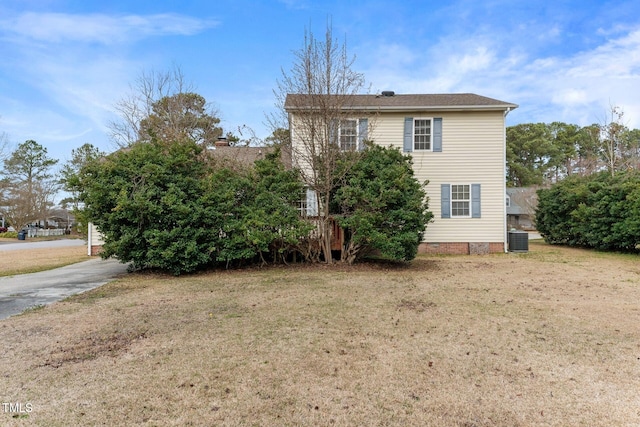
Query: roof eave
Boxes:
[{"xmin": 285, "ymin": 104, "xmax": 519, "ymax": 113}]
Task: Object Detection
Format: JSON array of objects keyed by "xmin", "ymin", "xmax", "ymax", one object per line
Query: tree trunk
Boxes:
[
  {"xmin": 341, "ymin": 239, "xmax": 360, "ymax": 264},
  {"xmin": 321, "ymin": 216, "xmax": 333, "ymax": 264}
]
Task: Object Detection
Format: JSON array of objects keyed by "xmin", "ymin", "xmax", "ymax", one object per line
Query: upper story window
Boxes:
[
  {"xmin": 339, "ymin": 119, "xmax": 358, "ymax": 151},
  {"xmin": 413, "ymin": 118, "xmax": 432, "ymax": 151},
  {"xmin": 451, "ymin": 184, "xmax": 470, "ymax": 217},
  {"xmin": 331, "ymin": 118, "xmax": 368, "ymax": 151},
  {"xmin": 404, "ymin": 117, "xmax": 442, "ymax": 153}
]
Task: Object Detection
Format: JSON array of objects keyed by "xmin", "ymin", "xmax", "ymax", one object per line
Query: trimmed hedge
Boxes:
[{"xmin": 536, "ymin": 170, "xmax": 640, "ymax": 251}]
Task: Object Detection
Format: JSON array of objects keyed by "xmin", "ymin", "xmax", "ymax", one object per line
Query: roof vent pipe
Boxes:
[{"xmin": 381, "ymin": 91, "xmax": 395, "ymax": 97}]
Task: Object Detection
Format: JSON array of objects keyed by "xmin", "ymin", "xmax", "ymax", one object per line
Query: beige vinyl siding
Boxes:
[
  {"xmin": 370, "ymin": 111, "xmax": 506, "ymax": 244},
  {"xmin": 288, "ymin": 114, "xmax": 325, "ymax": 178},
  {"xmin": 88, "ymin": 222, "xmax": 104, "ymax": 255},
  {"xmin": 91, "ymin": 224, "xmax": 104, "ymax": 246}
]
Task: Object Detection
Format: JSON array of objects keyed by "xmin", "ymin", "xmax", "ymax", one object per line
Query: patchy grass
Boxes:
[
  {"xmin": 0, "ymin": 245, "xmax": 89, "ymax": 277},
  {"xmin": 1, "ymin": 243, "xmax": 639, "ymax": 426},
  {"xmin": 17, "ymin": 304, "xmax": 47, "ymax": 315}
]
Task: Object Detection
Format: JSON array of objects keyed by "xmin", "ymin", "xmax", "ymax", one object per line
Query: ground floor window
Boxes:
[
  {"xmin": 441, "ymin": 183, "xmax": 481, "ymax": 219},
  {"xmin": 451, "ymin": 184, "xmax": 470, "ymax": 217}
]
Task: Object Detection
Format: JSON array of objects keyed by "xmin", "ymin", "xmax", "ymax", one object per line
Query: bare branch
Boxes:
[
  {"xmin": 272, "ymin": 23, "xmax": 371, "ymax": 263},
  {"xmin": 107, "ymin": 64, "xmax": 200, "ymax": 148},
  {"xmin": 597, "ymin": 104, "xmax": 629, "ymax": 176}
]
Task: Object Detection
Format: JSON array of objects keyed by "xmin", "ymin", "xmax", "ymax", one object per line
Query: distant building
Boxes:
[{"xmin": 506, "ymin": 187, "xmax": 538, "ymax": 230}]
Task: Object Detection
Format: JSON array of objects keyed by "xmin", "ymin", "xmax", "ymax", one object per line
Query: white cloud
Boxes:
[
  {"xmin": 363, "ymin": 23, "xmax": 640, "ymax": 128},
  {"xmin": 568, "ymin": 29, "xmax": 640, "ymax": 78},
  {"xmin": 0, "ymin": 101, "xmax": 94, "ymax": 147},
  {"xmin": 0, "ymin": 11, "xmax": 219, "ymax": 158},
  {"xmin": 551, "ymin": 89, "xmax": 588, "ymax": 106},
  {"xmin": 277, "ymin": 0, "xmax": 310, "ymax": 10},
  {"xmin": 0, "ymin": 12, "xmax": 218, "ymax": 45}
]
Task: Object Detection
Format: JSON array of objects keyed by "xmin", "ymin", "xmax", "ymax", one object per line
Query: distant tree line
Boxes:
[
  {"xmin": 507, "ymin": 107, "xmax": 640, "ymax": 187},
  {"xmin": 0, "ymin": 140, "xmax": 59, "ymax": 232}
]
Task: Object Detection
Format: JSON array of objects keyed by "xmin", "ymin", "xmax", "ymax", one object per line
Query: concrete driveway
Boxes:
[{"xmin": 0, "ymin": 257, "xmax": 129, "ymax": 320}]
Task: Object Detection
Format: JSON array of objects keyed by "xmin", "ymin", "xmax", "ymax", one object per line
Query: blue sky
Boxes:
[{"xmin": 1, "ymin": 0, "xmax": 640, "ymax": 163}]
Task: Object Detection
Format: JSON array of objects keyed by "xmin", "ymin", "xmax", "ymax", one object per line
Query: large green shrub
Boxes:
[
  {"xmin": 78, "ymin": 137, "xmax": 434, "ymax": 272},
  {"xmin": 333, "ymin": 144, "xmax": 433, "ymax": 263},
  {"xmin": 536, "ymin": 171, "xmax": 640, "ymax": 251},
  {"xmin": 79, "ymin": 140, "xmax": 310, "ymax": 274},
  {"xmin": 80, "ymin": 140, "xmax": 212, "ymax": 274}
]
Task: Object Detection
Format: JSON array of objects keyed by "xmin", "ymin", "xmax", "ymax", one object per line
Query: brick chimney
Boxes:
[{"xmin": 215, "ymin": 137, "xmax": 230, "ymax": 147}]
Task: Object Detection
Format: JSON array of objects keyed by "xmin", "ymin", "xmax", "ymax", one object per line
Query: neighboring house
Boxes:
[
  {"xmin": 88, "ymin": 222, "xmax": 105, "ymax": 256},
  {"xmin": 43, "ymin": 208, "xmax": 75, "ymax": 230},
  {"xmin": 506, "ymin": 187, "xmax": 538, "ymax": 231},
  {"xmin": 285, "ymin": 92, "xmax": 518, "ymax": 254}
]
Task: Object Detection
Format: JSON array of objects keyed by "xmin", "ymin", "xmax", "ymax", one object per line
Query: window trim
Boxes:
[
  {"xmin": 413, "ymin": 117, "xmax": 433, "ymax": 151},
  {"xmin": 333, "ymin": 118, "xmax": 368, "ymax": 151},
  {"xmin": 338, "ymin": 119, "xmax": 358, "ymax": 151},
  {"xmin": 450, "ymin": 184, "xmax": 471, "ymax": 218},
  {"xmin": 441, "ymin": 183, "xmax": 481, "ymax": 219}
]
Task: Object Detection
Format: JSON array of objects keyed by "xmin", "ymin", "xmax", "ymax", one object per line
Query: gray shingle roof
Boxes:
[{"xmin": 285, "ymin": 93, "xmax": 518, "ymax": 112}]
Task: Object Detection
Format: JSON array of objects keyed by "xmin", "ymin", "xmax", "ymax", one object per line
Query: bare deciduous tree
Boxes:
[
  {"xmin": 273, "ymin": 23, "xmax": 370, "ymax": 263},
  {"xmin": 597, "ymin": 105, "xmax": 628, "ymax": 176},
  {"xmin": 2, "ymin": 180, "xmax": 59, "ymax": 231}
]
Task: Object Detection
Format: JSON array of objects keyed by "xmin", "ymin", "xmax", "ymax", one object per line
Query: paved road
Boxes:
[
  {"xmin": 0, "ymin": 258, "xmax": 130, "ymax": 320},
  {"xmin": 0, "ymin": 238, "xmax": 86, "ymax": 251}
]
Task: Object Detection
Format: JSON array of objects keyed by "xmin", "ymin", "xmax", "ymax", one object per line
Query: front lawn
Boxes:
[{"xmin": 1, "ymin": 242, "xmax": 639, "ymax": 426}]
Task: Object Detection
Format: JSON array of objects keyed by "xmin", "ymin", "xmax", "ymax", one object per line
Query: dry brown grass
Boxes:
[
  {"xmin": 1, "ymin": 241, "xmax": 640, "ymax": 426},
  {"xmin": 0, "ymin": 244, "xmax": 89, "ymax": 277}
]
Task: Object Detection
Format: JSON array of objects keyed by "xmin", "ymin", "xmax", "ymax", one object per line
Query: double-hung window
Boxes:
[
  {"xmin": 441, "ymin": 183, "xmax": 481, "ymax": 219},
  {"xmin": 413, "ymin": 118, "xmax": 432, "ymax": 150},
  {"xmin": 296, "ymin": 188, "xmax": 318, "ymax": 217},
  {"xmin": 451, "ymin": 185, "xmax": 470, "ymax": 217},
  {"xmin": 403, "ymin": 117, "xmax": 442, "ymax": 152},
  {"xmin": 339, "ymin": 119, "xmax": 358, "ymax": 151},
  {"xmin": 332, "ymin": 118, "xmax": 368, "ymax": 151}
]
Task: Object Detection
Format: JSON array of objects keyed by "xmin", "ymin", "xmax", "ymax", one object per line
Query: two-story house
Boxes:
[{"xmin": 285, "ymin": 92, "xmax": 518, "ymax": 255}]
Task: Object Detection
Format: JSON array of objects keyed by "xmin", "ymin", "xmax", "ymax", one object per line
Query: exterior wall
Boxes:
[
  {"xmin": 87, "ymin": 222, "xmax": 104, "ymax": 256},
  {"xmin": 288, "ymin": 114, "xmax": 329, "ymax": 177},
  {"xmin": 286, "ymin": 107, "xmax": 510, "ymax": 254},
  {"xmin": 369, "ymin": 110, "xmax": 507, "ymax": 249}
]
